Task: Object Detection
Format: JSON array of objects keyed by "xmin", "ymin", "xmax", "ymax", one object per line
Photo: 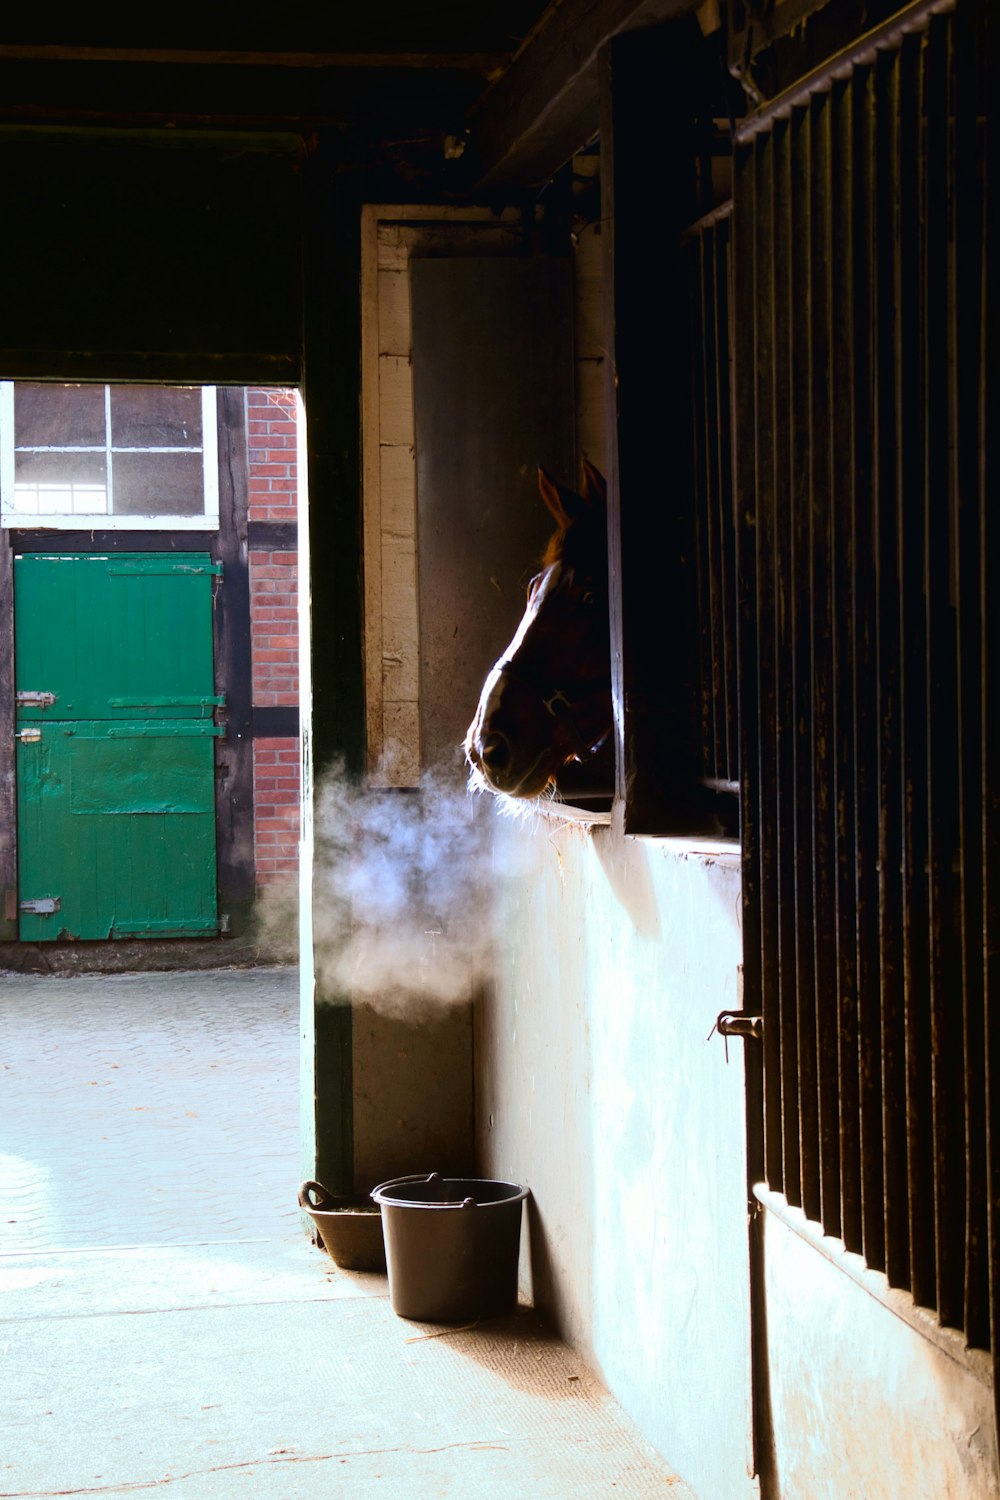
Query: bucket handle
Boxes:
[
  {"xmin": 370, "ymin": 1172, "xmax": 479, "ymax": 1208},
  {"xmin": 298, "ymin": 1180, "xmax": 333, "ymax": 1211}
]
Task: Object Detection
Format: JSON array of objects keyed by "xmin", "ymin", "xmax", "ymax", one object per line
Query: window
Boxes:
[{"xmin": 0, "ymin": 383, "xmax": 219, "ymax": 529}]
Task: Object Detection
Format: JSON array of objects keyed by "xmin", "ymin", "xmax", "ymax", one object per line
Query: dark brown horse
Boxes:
[{"xmin": 465, "ymin": 462, "xmax": 613, "ymax": 801}]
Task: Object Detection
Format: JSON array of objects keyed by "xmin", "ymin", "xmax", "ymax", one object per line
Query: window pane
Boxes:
[
  {"xmin": 110, "ymin": 386, "xmax": 202, "ymax": 449},
  {"xmin": 13, "ymin": 451, "xmax": 108, "ymax": 514},
  {"xmin": 15, "ymin": 384, "xmax": 106, "ymax": 448},
  {"xmin": 111, "ymin": 452, "xmax": 204, "ymax": 515}
]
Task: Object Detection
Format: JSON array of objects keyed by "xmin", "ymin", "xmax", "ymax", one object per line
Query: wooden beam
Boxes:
[
  {"xmin": 601, "ymin": 24, "xmax": 706, "ymax": 833},
  {"xmin": 472, "ymin": 0, "xmax": 702, "ymax": 187},
  {"xmin": 0, "ymin": 45, "xmax": 508, "ymax": 73}
]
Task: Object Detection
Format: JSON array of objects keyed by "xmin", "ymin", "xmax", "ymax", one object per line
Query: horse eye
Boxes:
[{"xmin": 581, "ymin": 590, "xmax": 597, "ymax": 606}]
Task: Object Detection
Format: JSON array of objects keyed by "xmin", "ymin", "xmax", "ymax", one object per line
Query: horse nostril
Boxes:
[{"xmin": 480, "ymin": 732, "xmax": 510, "ymax": 771}]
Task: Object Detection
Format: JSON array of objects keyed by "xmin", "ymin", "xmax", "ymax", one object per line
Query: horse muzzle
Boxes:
[{"xmin": 465, "ymin": 724, "xmax": 557, "ymax": 799}]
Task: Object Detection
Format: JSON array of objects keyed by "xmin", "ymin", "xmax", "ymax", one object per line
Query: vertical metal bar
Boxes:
[
  {"xmin": 981, "ymin": 0, "xmax": 1000, "ymax": 1424},
  {"xmin": 772, "ymin": 118, "xmax": 802, "ymax": 1208},
  {"xmin": 899, "ymin": 22, "xmax": 935, "ymax": 1312},
  {"xmin": 789, "ymin": 103, "xmax": 820, "ymax": 1222},
  {"xmin": 690, "ymin": 231, "xmax": 716, "ymax": 782},
  {"xmin": 808, "ymin": 88, "xmax": 842, "ymax": 1238},
  {"xmin": 951, "ymin": 0, "xmax": 989, "ymax": 1352},
  {"xmin": 754, "ymin": 128, "xmax": 785, "ymax": 1194},
  {"xmin": 925, "ymin": 10, "xmax": 967, "ymax": 1332},
  {"xmin": 830, "ymin": 73, "xmax": 863, "ymax": 1255},
  {"xmin": 873, "ymin": 44, "xmax": 907, "ymax": 1287},
  {"xmin": 715, "ymin": 218, "xmax": 739, "ymax": 785},
  {"xmin": 733, "ymin": 138, "xmax": 767, "ymax": 1189},
  {"xmin": 852, "ymin": 60, "xmax": 886, "ymax": 1274},
  {"xmin": 702, "ymin": 228, "xmax": 726, "ymax": 782}
]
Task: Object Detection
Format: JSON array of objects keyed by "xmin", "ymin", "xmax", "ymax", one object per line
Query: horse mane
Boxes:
[{"xmin": 541, "ymin": 529, "xmax": 567, "ymax": 569}]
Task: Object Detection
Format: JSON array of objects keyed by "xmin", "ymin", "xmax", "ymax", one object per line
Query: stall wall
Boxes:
[
  {"xmin": 477, "ymin": 811, "xmax": 755, "ymax": 1500},
  {"xmin": 761, "ymin": 1203, "xmax": 997, "ymax": 1500},
  {"xmin": 477, "ymin": 808, "xmax": 998, "ymax": 1500}
]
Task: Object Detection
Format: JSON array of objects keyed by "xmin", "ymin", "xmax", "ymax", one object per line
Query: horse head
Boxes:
[{"xmin": 464, "ymin": 461, "xmax": 612, "ymax": 800}]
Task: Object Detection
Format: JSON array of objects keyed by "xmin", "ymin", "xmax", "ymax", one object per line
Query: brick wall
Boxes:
[
  {"xmin": 250, "ymin": 552, "xmax": 298, "ymax": 707},
  {"xmin": 247, "ymin": 388, "xmax": 299, "ymax": 894},
  {"xmin": 248, "ymin": 387, "xmax": 298, "ymax": 522}
]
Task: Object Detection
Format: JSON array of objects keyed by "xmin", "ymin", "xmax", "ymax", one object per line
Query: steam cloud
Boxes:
[{"xmin": 308, "ymin": 765, "xmax": 501, "ymax": 1016}]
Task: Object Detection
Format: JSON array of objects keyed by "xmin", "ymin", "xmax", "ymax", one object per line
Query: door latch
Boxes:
[
  {"xmin": 708, "ymin": 1010, "xmax": 764, "ymax": 1062},
  {"xmin": 19, "ymin": 897, "xmax": 61, "ymax": 915},
  {"xmin": 16, "ymin": 691, "xmax": 56, "ymax": 708},
  {"xmin": 716, "ymin": 1011, "xmax": 763, "ymax": 1041},
  {"xmin": 16, "ymin": 728, "xmax": 42, "ymax": 743}
]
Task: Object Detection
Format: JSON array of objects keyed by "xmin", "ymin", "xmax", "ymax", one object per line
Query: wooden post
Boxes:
[{"xmin": 599, "ymin": 21, "xmax": 707, "ymax": 833}]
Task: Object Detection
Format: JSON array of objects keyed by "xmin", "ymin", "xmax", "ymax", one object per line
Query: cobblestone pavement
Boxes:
[{"xmin": 1, "ymin": 966, "xmax": 300, "ymax": 1252}]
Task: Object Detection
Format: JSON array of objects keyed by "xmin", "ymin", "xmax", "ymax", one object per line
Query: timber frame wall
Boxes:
[{"xmin": 0, "ymin": 385, "xmax": 303, "ymax": 943}]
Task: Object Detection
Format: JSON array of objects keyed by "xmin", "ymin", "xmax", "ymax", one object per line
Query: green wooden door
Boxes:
[{"xmin": 14, "ymin": 553, "xmax": 224, "ymax": 941}]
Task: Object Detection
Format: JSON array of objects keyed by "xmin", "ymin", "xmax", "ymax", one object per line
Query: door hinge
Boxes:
[
  {"xmin": 20, "ymin": 897, "xmax": 61, "ymax": 915},
  {"xmin": 16, "ymin": 728, "xmax": 42, "ymax": 743},
  {"xmin": 16, "ymin": 691, "xmax": 56, "ymax": 708}
]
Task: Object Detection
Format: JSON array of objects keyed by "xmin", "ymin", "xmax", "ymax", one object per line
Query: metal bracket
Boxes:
[
  {"xmin": 19, "ymin": 897, "xmax": 61, "ymax": 915},
  {"xmin": 16, "ymin": 691, "xmax": 56, "ymax": 708},
  {"xmin": 16, "ymin": 728, "xmax": 42, "ymax": 743}
]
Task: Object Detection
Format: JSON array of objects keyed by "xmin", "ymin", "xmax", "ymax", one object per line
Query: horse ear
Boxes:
[
  {"xmin": 580, "ymin": 460, "xmax": 607, "ymax": 508},
  {"xmin": 538, "ymin": 466, "xmax": 592, "ymax": 528}
]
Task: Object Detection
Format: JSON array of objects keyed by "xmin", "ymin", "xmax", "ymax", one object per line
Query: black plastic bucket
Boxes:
[{"xmin": 371, "ymin": 1172, "xmax": 529, "ymax": 1323}]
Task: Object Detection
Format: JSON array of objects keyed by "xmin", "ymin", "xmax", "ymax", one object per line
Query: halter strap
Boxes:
[{"xmin": 494, "ymin": 657, "xmax": 613, "ymax": 761}]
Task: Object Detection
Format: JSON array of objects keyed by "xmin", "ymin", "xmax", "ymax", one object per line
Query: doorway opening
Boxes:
[{"xmin": 0, "ymin": 383, "xmax": 305, "ymax": 956}]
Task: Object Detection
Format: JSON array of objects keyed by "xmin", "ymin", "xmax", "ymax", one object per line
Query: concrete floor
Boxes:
[{"xmin": 1, "ymin": 966, "xmax": 697, "ymax": 1498}]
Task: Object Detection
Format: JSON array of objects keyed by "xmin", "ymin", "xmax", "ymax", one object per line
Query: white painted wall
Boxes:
[
  {"xmin": 475, "ymin": 804, "xmax": 998, "ymax": 1500},
  {"xmin": 476, "ymin": 808, "xmax": 756, "ymax": 1500},
  {"xmin": 760, "ymin": 1196, "xmax": 997, "ymax": 1500}
]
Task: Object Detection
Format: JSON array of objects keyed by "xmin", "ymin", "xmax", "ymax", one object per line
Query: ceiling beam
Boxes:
[
  {"xmin": 0, "ymin": 45, "xmax": 508, "ymax": 74},
  {"xmin": 471, "ymin": 0, "xmax": 702, "ymax": 187}
]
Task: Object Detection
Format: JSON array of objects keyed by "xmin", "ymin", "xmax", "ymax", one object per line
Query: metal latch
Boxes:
[
  {"xmin": 716, "ymin": 1011, "xmax": 763, "ymax": 1041},
  {"xmin": 708, "ymin": 1010, "xmax": 764, "ymax": 1062},
  {"xmin": 16, "ymin": 691, "xmax": 56, "ymax": 708},
  {"xmin": 16, "ymin": 728, "xmax": 42, "ymax": 743},
  {"xmin": 19, "ymin": 897, "xmax": 61, "ymax": 915}
]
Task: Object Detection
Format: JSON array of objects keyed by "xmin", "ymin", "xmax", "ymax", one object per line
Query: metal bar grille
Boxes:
[
  {"xmin": 687, "ymin": 205, "xmax": 740, "ymax": 798},
  {"xmin": 733, "ymin": 0, "xmax": 994, "ymax": 1379}
]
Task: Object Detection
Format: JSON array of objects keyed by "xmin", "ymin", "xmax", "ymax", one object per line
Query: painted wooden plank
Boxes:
[
  {"xmin": 380, "ymin": 699, "xmax": 420, "ymax": 785},
  {"xmin": 361, "ymin": 205, "xmax": 384, "ymax": 777},
  {"xmin": 380, "ymin": 531, "xmax": 419, "ymax": 664},
  {"xmin": 377, "ymin": 224, "xmax": 410, "ymax": 272},
  {"xmin": 379, "ymin": 444, "xmax": 417, "ymax": 538},
  {"xmin": 576, "ymin": 358, "xmax": 608, "ymax": 472},
  {"xmin": 378, "ymin": 270, "xmax": 411, "ymax": 357},
  {"xmin": 378, "ymin": 355, "xmax": 415, "ymax": 447},
  {"xmin": 380, "ymin": 522, "xmax": 420, "ymax": 709},
  {"xmin": 213, "ymin": 385, "xmax": 256, "ymax": 932}
]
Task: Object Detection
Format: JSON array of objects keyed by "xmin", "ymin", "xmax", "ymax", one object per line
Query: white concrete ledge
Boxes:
[{"xmin": 754, "ymin": 1181, "xmax": 993, "ymax": 1388}]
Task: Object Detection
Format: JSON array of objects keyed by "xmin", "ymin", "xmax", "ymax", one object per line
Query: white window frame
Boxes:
[{"xmin": 0, "ymin": 382, "xmax": 219, "ymax": 531}]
